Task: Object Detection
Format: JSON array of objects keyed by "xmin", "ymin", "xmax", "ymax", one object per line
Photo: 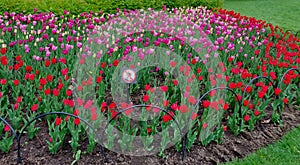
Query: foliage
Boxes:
[{"xmin": 0, "ymin": 0, "xmax": 224, "ymax": 15}]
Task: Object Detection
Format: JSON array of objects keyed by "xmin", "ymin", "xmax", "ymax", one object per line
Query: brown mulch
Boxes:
[{"xmin": 0, "ymin": 103, "xmax": 299, "ymax": 165}]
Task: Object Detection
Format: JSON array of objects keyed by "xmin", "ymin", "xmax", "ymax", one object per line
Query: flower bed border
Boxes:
[{"xmin": 0, "ymin": 68, "xmax": 298, "ymax": 164}]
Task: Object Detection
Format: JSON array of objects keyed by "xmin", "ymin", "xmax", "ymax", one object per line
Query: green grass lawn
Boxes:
[
  {"xmin": 222, "ymin": 0, "xmax": 300, "ymax": 164},
  {"xmin": 222, "ymin": 126, "xmax": 300, "ymax": 165},
  {"xmin": 222, "ymin": 0, "xmax": 300, "ymax": 32}
]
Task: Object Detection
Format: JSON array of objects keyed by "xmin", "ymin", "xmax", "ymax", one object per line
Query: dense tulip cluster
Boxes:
[{"xmin": 0, "ymin": 6, "xmax": 299, "ymax": 157}]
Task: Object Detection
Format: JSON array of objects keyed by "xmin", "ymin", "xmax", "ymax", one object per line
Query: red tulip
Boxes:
[
  {"xmin": 202, "ymin": 122, "xmax": 207, "ymax": 129},
  {"xmin": 13, "ymin": 79, "xmax": 19, "ymax": 86},
  {"xmin": 162, "ymin": 100, "xmax": 169, "ymax": 107},
  {"xmin": 61, "ymin": 68, "xmax": 68, "ymax": 75},
  {"xmin": 178, "ymin": 104, "xmax": 188, "ymax": 113},
  {"xmin": 39, "ymin": 78, "xmax": 47, "ymax": 86},
  {"xmin": 160, "ymin": 85, "xmax": 168, "ymax": 92},
  {"xmin": 113, "ymin": 60, "xmax": 119, "ymax": 66},
  {"xmin": 4, "ymin": 125, "xmax": 10, "ymax": 132},
  {"xmin": 55, "ymin": 117, "xmax": 62, "ymax": 126},
  {"xmin": 202, "ymin": 100, "xmax": 210, "ymax": 108},
  {"xmin": 283, "ymin": 97, "xmax": 288, "ymax": 104},
  {"xmin": 142, "ymin": 95, "xmax": 149, "ymax": 102},
  {"xmin": 244, "ymin": 115, "xmax": 250, "ymax": 122},
  {"xmin": 274, "ymin": 88, "xmax": 281, "ymax": 95},
  {"xmin": 31, "ymin": 104, "xmax": 38, "ymax": 111},
  {"xmin": 1, "ymin": 48, "xmax": 7, "ymax": 54},
  {"xmin": 223, "ymin": 103, "xmax": 229, "ymax": 111},
  {"xmin": 254, "ymin": 110, "xmax": 260, "ymax": 116},
  {"xmin": 53, "ymin": 88, "xmax": 60, "ymax": 96},
  {"xmin": 74, "ymin": 118, "xmax": 80, "ymax": 125}
]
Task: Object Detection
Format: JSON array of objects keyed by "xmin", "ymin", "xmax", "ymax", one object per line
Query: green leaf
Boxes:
[{"xmin": 71, "ymin": 150, "xmax": 81, "ymax": 165}]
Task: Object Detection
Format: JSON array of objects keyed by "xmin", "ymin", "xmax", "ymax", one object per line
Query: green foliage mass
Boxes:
[{"xmin": 0, "ymin": 0, "xmax": 223, "ymax": 15}]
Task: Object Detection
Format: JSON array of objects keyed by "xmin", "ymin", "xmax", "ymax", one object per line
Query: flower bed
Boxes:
[{"xmin": 0, "ymin": 6, "xmax": 299, "ymax": 163}]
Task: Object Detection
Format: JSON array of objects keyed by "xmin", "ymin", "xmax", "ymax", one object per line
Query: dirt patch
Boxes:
[{"xmin": 0, "ymin": 104, "xmax": 299, "ymax": 165}]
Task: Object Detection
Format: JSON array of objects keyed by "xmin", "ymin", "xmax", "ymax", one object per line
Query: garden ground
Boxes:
[{"xmin": 0, "ymin": 101, "xmax": 299, "ymax": 165}]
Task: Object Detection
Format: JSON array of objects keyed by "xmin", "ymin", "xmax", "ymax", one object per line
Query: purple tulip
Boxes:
[
  {"xmin": 77, "ymin": 42, "xmax": 82, "ymax": 49},
  {"xmin": 62, "ymin": 49, "xmax": 69, "ymax": 55}
]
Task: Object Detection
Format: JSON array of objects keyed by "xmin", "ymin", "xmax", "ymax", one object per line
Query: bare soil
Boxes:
[{"xmin": 0, "ymin": 103, "xmax": 299, "ymax": 165}]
